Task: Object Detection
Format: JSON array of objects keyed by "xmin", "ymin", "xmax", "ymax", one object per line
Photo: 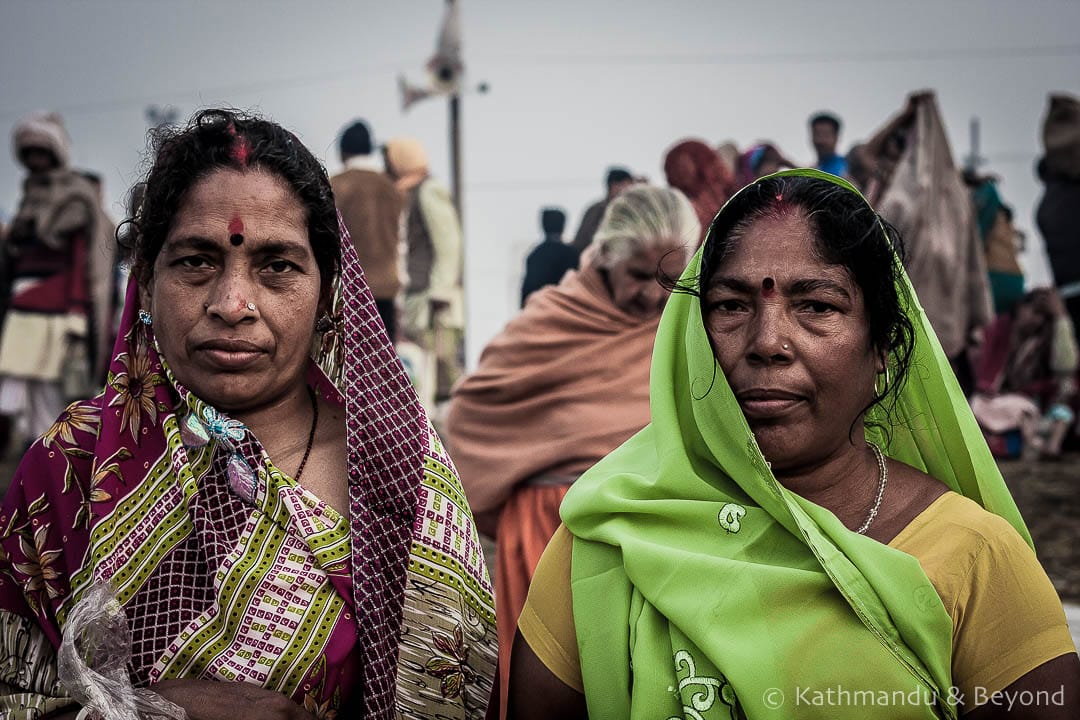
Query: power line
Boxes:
[
  {"xmin": 6, "ymin": 43, "xmax": 1078, "ymax": 124},
  {"xmin": 0, "ymin": 61, "xmax": 409, "ymax": 123},
  {"xmin": 478, "ymin": 44, "xmax": 1080, "ymax": 67}
]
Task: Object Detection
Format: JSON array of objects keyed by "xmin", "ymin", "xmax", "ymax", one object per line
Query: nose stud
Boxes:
[
  {"xmin": 782, "ymin": 343, "xmax": 790, "ymax": 350},
  {"xmin": 245, "ymin": 302, "xmax": 257, "ymax": 312}
]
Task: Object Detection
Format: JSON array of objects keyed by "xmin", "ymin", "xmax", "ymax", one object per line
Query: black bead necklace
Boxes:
[{"xmin": 293, "ymin": 386, "xmax": 319, "ymax": 483}]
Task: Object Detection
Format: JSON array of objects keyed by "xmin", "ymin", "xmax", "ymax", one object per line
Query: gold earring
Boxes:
[{"xmin": 875, "ymin": 365, "xmax": 890, "ymax": 397}]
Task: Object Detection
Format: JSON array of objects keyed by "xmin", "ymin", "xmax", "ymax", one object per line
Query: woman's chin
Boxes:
[
  {"xmin": 749, "ymin": 426, "xmax": 812, "ymax": 470},
  {"xmin": 182, "ymin": 375, "xmax": 283, "ymax": 415}
]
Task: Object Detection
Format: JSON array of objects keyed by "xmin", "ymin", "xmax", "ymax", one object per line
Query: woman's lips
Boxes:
[
  {"xmin": 735, "ymin": 389, "xmax": 806, "ymax": 419},
  {"xmin": 195, "ymin": 340, "xmax": 266, "ymax": 370}
]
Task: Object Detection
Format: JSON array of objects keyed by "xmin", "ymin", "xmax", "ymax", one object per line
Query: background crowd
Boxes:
[{"xmin": 4, "ymin": 91, "xmax": 1079, "ymax": 464}]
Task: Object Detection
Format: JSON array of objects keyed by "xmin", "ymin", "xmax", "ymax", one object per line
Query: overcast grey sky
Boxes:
[{"xmin": 2, "ymin": 0, "xmax": 1079, "ymax": 363}]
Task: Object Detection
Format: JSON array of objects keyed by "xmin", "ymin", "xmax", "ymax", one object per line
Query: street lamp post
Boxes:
[{"xmin": 449, "ymin": 94, "xmax": 462, "ymax": 223}]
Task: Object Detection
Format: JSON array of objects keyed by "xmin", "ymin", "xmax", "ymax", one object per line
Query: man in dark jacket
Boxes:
[
  {"xmin": 1037, "ymin": 93, "xmax": 1080, "ymax": 337},
  {"xmin": 521, "ymin": 208, "xmax": 578, "ymax": 306}
]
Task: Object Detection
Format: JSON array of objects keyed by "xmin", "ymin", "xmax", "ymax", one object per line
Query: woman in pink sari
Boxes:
[{"xmin": 0, "ymin": 110, "xmax": 495, "ymax": 720}]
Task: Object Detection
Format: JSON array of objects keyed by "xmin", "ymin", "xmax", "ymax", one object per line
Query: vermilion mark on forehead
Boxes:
[
  {"xmin": 231, "ymin": 137, "xmax": 251, "ymax": 165},
  {"xmin": 761, "ymin": 277, "xmax": 776, "ymax": 297},
  {"xmin": 226, "ymin": 123, "xmax": 251, "ymax": 165},
  {"xmin": 228, "ymin": 217, "xmax": 244, "ymax": 246}
]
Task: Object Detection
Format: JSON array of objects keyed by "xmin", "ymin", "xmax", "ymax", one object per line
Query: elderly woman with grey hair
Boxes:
[{"xmin": 444, "ymin": 185, "xmax": 699, "ymax": 717}]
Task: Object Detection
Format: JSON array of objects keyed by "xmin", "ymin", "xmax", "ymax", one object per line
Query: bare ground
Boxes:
[{"xmin": 999, "ymin": 453, "xmax": 1080, "ymax": 603}]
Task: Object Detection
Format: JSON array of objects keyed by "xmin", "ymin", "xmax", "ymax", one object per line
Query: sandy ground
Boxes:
[
  {"xmin": 997, "ymin": 455, "xmax": 1080, "ymax": 648},
  {"xmin": 998, "ymin": 455, "xmax": 1080, "ymax": 605}
]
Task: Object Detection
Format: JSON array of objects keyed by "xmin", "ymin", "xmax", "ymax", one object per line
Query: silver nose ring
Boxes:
[{"xmin": 246, "ymin": 301, "xmax": 257, "ymax": 312}]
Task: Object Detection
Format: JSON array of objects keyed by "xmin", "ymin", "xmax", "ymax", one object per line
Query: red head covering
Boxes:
[{"xmin": 663, "ymin": 139, "xmax": 733, "ymax": 237}]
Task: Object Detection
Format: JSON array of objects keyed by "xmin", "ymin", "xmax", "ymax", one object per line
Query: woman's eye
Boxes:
[
  {"xmin": 177, "ymin": 256, "xmax": 211, "ymax": 269},
  {"xmin": 801, "ymin": 300, "xmax": 836, "ymax": 314},
  {"xmin": 265, "ymin": 260, "xmax": 295, "ymax": 273},
  {"xmin": 709, "ymin": 299, "xmax": 746, "ymax": 313}
]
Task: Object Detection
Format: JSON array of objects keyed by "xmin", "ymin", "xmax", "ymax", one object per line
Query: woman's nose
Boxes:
[
  {"xmin": 204, "ymin": 271, "xmax": 257, "ymax": 325},
  {"xmin": 746, "ymin": 306, "xmax": 793, "ymax": 363}
]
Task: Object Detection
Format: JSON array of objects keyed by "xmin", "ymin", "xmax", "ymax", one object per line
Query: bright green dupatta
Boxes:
[{"xmin": 561, "ymin": 169, "xmax": 1029, "ymax": 720}]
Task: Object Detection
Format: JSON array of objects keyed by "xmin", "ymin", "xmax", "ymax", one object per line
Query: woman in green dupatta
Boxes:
[{"xmin": 508, "ymin": 170, "xmax": 1078, "ymax": 719}]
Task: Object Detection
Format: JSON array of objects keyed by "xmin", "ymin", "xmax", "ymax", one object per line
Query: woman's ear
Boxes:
[
  {"xmin": 876, "ymin": 349, "xmax": 889, "ymax": 374},
  {"xmin": 317, "ymin": 276, "xmax": 334, "ymax": 318}
]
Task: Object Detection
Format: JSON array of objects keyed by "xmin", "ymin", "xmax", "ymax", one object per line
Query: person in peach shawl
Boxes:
[{"xmin": 444, "ymin": 185, "xmax": 699, "ymax": 717}]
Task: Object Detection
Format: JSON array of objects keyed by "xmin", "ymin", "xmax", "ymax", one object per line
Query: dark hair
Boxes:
[
  {"xmin": 693, "ymin": 174, "xmax": 915, "ymax": 427},
  {"xmin": 121, "ymin": 109, "xmax": 340, "ymax": 295},
  {"xmin": 809, "ymin": 112, "xmax": 842, "ymax": 134},
  {"xmin": 606, "ymin": 167, "xmax": 633, "ymax": 188},
  {"xmin": 339, "ymin": 119, "xmax": 373, "ymax": 158},
  {"xmin": 541, "ymin": 207, "xmax": 566, "ymax": 234}
]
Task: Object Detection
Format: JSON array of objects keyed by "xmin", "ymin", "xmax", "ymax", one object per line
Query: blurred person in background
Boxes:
[
  {"xmin": 809, "ymin": 111, "xmax": 848, "ymax": 177},
  {"xmin": 0, "ymin": 218, "xmax": 7, "ymax": 455},
  {"xmin": 1037, "ymin": 93, "xmax": 1080, "ymax": 339},
  {"xmin": 520, "ymin": 207, "xmax": 578, "ymax": 307},
  {"xmin": 735, "ymin": 142, "xmax": 795, "ymax": 187},
  {"xmin": 570, "ymin": 167, "xmax": 635, "ymax": 255},
  {"xmin": 971, "ymin": 287, "xmax": 1079, "ymax": 461},
  {"xmin": 446, "ymin": 186, "xmax": 699, "ymax": 718},
  {"xmin": 384, "ymin": 137, "xmax": 464, "ymax": 412},
  {"xmin": 966, "ymin": 170, "xmax": 1025, "ymax": 316},
  {"xmin": 331, "ymin": 119, "xmax": 404, "ymax": 341},
  {"xmin": 0, "ymin": 112, "xmax": 114, "ymax": 454},
  {"xmin": 663, "ymin": 139, "xmax": 733, "ymax": 243}
]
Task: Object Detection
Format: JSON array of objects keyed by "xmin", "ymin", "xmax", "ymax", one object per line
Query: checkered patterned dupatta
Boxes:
[{"xmin": 332, "ymin": 216, "xmax": 428, "ymax": 719}]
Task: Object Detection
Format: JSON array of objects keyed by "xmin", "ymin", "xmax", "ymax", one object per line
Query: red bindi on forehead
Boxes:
[
  {"xmin": 228, "ymin": 216, "xmax": 244, "ymax": 246},
  {"xmin": 761, "ymin": 277, "xmax": 776, "ymax": 297}
]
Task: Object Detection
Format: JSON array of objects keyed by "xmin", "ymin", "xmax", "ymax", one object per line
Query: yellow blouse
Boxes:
[{"xmin": 519, "ymin": 491, "xmax": 1076, "ymax": 707}]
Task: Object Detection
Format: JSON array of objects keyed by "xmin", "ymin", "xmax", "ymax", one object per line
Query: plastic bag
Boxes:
[{"xmin": 57, "ymin": 581, "xmax": 187, "ymax": 720}]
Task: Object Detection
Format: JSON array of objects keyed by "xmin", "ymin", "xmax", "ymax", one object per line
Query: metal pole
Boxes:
[
  {"xmin": 445, "ymin": 0, "xmax": 467, "ymax": 377},
  {"xmin": 966, "ymin": 116, "xmax": 982, "ymax": 172},
  {"xmin": 449, "ymin": 93, "xmax": 463, "ymax": 225},
  {"xmin": 449, "ymin": 88, "xmax": 467, "ymax": 377}
]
